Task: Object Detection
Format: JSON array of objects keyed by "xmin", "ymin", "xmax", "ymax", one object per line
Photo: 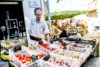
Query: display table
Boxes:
[
  {"xmin": 83, "ymin": 34, "xmax": 100, "ymax": 57},
  {"xmin": 0, "ymin": 36, "xmax": 99, "ymax": 67},
  {"xmin": 0, "ymin": 61, "xmax": 9, "ymax": 67},
  {"xmin": 80, "ymin": 41, "xmax": 99, "ymax": 67}
]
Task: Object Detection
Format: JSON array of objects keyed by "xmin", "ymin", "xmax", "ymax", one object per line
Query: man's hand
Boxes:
[
  {"xmin": 50, "ymin": 32, "xmax": 54, "ymax": 39},
  {"xmin": 44, "ymin": 33, "xmax": 50, "ymax": 43}
]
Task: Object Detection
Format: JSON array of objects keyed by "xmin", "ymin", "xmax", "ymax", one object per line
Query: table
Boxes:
[
  {"xmin": 83, "ymin": 34, "xmax": 100, "ymax": 57},
  {"xmin": 80, "ymin": 42, "xmax": 99, "ymax": 67},
  {"xmin": 0, "ymin": 61, "xmax": 9, "ymax": 67}
]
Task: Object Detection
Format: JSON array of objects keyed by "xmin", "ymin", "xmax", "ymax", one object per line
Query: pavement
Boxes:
[{"xmin": 83, "ymin": 56, "xmax": 100, "ymax": 67}]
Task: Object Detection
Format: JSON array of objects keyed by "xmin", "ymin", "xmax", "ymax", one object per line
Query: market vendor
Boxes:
[
  {"xmin": 66, "ymin": 20, "xmax": 72, "ymax": 30},
  {"xmin": 76, "ymin": 20, "xmax": 88, "ymax": 36},
  {"xmin": 59, "ymin": 20, "xmax": 71, "ymax": 37},
  {"xmin": 81, "ymin": 21, "xmax": 88, "ymax": 36},
  {"xmin": 51, "ymin": 21, "xmax": 62, "ymax": 39},
  {"xmin": 61, "ymin": 21, "xmax": 67, "ymax": 31},
  {"xmin": 28, "ymin": 7, "xmax": 50, "ymax": 45}
]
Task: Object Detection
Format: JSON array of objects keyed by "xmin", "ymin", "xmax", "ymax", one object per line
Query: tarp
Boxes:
[{"xmin": 73, "ymin": 14, "xmax": 88, "ymax": 20}]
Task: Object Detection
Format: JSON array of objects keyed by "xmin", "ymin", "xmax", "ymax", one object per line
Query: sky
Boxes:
[{"xmin": 46, "ymin": 0, "xmax": 93, "ymax": 12}]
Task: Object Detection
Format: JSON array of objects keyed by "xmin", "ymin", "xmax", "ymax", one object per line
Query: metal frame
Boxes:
[{"xmin": 6, "ymin": 19, "xmax": 19, "ymax": 40}]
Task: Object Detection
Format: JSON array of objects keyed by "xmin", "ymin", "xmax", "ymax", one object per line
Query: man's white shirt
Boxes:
[
  {"xmin": 30, "ymin": 19, "xmax": 50, "ymax": 39},
  {"xmin": 25, "ymin": 17, "xmax": 49, "ymax": 45}
]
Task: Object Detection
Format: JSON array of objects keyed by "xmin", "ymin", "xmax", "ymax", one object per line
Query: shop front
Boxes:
[{"xmin": 0, "ymin": 0, "xmax": 100, "ymax": 67}]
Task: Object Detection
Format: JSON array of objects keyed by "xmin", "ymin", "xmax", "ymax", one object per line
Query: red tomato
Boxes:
[
  {"xmin": 41, "ymin": 44, "xmax": 48, "ymax": 48},
  {"xmin": 26, "ymin": 57, "xmax": 31, "ymax": 61},
  {"xmin": 62, "ymin": 41, "xmax": 65, "ymax": 46},
  {"xmin": 27, "ymin": 56, "xmax": 32, "ymax": 58},
  {"xmin": 18, "ymin": 56, "xmax": 21, "ymax": 60},
  {"xmin": 21, "ymin": 60, "xmax": 26, "ymax": 64},
  {"xmin": 38, "ymin": 53, "xmax": 45, "ymax": 58},
  {"xmin": 15, "ymin": 53, "xmax": 21, "ymax": 57}
]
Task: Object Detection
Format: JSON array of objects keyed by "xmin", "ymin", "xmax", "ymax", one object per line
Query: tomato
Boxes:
[
  {"xmin": 15, "ymin": 53, "xmax": 21, "ymax": 57},
  {"xmin": 21, "ymin": 60, "xmax": 26, "ymax": 64},
  {"xmin": 38, "ymin": 53, "xmax": 45, "ymax": 58},
  {"xmin": 41, "ymin": 44, "xmax": 48, "ymax": 48},
  {"xmin": 26, "ymin": 57, "xmax": 31, "ymax": 61}
]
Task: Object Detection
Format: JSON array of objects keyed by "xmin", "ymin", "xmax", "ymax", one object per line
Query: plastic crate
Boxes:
[
  {"xmin": 28, "ymin": 59, "xmax": 60, "ymax": 67},
  {"xmin": 21, "ymin": 46, "xmax": 47, "ymax": 56},
  {"xmin": 9, "ymin": 49, "xmax": 30, "ymax": 67},
  {"xmin": 43, "ymin": 54, "xmax": 80, "ymax": 67},
  {"xmin": 27, "ymin": 54, "xmax": 79, "ymax": 67},
  {"xmin": 9, "ymin": 47, "xmax": 41, "ymax": 67},
  {"xmin": 38, "ymin": 44, "xmax": 59, "ymax": 54}
]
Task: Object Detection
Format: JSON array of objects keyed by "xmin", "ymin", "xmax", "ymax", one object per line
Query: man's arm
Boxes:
[{"xmin": 44, "ymin": 22, "xmax": 50, "ymax": 42}]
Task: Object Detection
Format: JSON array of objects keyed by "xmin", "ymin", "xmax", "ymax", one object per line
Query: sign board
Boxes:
[{"xmin": 28, "ymin": 0, "xmax": 41, "ymax": 8}]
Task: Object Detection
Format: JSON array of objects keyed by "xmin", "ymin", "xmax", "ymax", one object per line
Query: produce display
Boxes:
[
  {"xmin": 28, "ymin": 46, "xmax": 46, "ymax": 59},
  {"xmin": 1, "ymin": 54, "xmax": 11, "ymax": 61},
  {"xmin": 66, "ymin": 43, "xmax": 92, "ymax": 53},
  {"xmin": 0, "ymin": 38, "xmax": 96, "ymax": 67},
  {"xmin": 55, "ymin": 49, "xmax": 80, "ymax": 59},
  {"xmin": 0, "ymin": 38, "xmax": 26, "ymax": 49},
  {"xmin": 38, "ymin": 44, "xmax": 59, "ymax": 54},
  {"xmin": 8, "ymin": 45, "xmax": 49, "ymax": 67},
  {"xmin": 15, "ymin": 53, "xmax": 32, "ymax": 64},
  {"xmin": 9, "ymin": 50, "xmax": 30, "ymax": 67},
  {"xmin": 0, "ymin": 46, "xmax": 11, "ymax": 61},
  {"xmin": 43, "ymin": 54, "xmax": 79, "ymax": 67}
]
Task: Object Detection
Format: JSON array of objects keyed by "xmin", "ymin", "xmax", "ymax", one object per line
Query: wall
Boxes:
[{"xmin": 23, "ymin": 0, "xmax": 41, "ymax": 18}]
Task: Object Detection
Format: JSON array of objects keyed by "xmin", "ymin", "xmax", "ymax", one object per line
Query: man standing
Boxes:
[{"xmin": 29, "ymin": 7, "xmax": 50, "ymax": 45}]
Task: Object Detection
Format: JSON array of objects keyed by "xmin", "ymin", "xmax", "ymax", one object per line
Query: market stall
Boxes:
[
  {"xmin": 0, "ymin": 0, "xmax": 100, "ymax": 67},
  {"xmin": 0, "ymin": 36, "xmax": 98, "ymax": 67}
]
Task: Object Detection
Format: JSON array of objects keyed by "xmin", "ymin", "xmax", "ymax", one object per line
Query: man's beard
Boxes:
[{"xmin": 36, "ymin": 17, "xmax": 41, "ymax": 22}]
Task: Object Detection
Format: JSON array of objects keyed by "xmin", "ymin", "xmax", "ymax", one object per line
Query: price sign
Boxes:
[{"xmin": 28, "ymin": 0, "xmax": 41, "ymax": 8}]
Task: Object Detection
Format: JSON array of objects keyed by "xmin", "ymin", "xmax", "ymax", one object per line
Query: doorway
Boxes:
[{"xmin": 0, "ymin": 1, "xmax": 25, "ymax": 40}]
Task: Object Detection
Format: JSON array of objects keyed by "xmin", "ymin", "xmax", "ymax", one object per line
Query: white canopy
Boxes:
[{"xmin": 73, "ymin": 14, "xmax": 88, "ymax": 20}]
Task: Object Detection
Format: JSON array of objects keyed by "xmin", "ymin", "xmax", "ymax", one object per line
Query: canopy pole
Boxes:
[{"xmin": 47, "ymin": 0, "xmax": 51, "ymax": 31}]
